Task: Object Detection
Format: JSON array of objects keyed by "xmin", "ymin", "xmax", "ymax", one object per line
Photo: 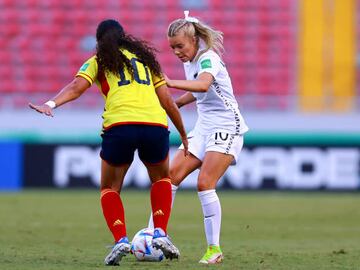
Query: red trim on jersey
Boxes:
[
  {"xmin": 103, "ymin": 121, "xmax": 168, "ymax": 131},
  {"xmin": 97, "ymin": 70, "xmax": 110, "ymax": 97}
]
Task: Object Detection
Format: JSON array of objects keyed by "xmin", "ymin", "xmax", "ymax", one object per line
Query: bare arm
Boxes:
[
  {"xmin": 165, "ymin": 72, "xmax": 213, "ymax": 93},
  {"xmin": 28, "ymin": 77, "xmax": 91, "ymax": 117},
  {"xmin": 155, "ymin": 84, "xmax": 189, "ymax": 155},
  {"xmin": 175, "ymin": 92, "xmax": 196, "ymax": 108}
]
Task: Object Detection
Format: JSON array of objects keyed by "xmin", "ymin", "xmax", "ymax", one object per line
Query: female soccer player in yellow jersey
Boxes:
[
  {"xmin": 148, "ymin": 11, "xmax": 249, "ymax": 264},
  {"xmin": 29, "ymin": 19, "xmax": 188, "ymax": 266}
]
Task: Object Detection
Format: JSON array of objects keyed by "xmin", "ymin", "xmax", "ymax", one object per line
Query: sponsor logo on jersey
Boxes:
[{"xmin": 200, "ymin": 59, "xmax": 212, "ymax": 69}]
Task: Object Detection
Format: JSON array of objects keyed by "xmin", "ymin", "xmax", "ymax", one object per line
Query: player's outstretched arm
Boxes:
[
  {"xmin": 29, "ymin": 77, "xmax": 91, "ymax": 117},
  {"xmin": 155, "ymin": 84, "xmax": 189, "ymax": 156},
  {"xmin": 165, "ymin": 73, "xmax": 213, "ymax": 93},
  {"xmin": 175, "ymin": 92, "xmax": 196, "ymax": 108}
]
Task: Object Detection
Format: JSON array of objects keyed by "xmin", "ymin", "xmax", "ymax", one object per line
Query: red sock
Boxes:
[
  {"xmin": 100, "ymin": 189, "xmax": 126, "ymax": 242},
  {"xmin": 151, "ymin": 179, "xmax": 172, "ymax": 234}
]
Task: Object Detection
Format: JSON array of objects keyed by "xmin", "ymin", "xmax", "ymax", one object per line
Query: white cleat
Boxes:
[
  {"xmin": 104, "ymin": 237, "xmax": 131, "ymax": 266},
  {"xmin": 152, "ymin": 228, "xmax": 180, "ymax": 260}
]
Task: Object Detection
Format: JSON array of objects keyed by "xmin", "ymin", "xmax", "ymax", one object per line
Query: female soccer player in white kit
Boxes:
[{"xmin": 149, "ymin": 11, "xmax": 249, "ymax": 264}]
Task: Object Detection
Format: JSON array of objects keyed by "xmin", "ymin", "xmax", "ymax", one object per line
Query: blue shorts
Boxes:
[{"xmin": 100, "ymin": 124, "xmax": 169, "ymax": 165}]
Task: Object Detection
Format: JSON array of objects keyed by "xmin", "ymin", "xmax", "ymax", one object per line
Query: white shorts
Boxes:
[{"xmin": 179, "ymin": 129, "xmax": 244, "ymax": 165}]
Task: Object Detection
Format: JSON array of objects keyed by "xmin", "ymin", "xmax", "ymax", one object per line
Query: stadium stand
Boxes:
[{"xmin": 0, "ymin": 0, "xmax": 296, "ymax": 110}]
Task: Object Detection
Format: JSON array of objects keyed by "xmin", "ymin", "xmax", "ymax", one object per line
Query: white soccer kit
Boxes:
[{"xmin": 180, "ymin": 49, "xmax": 249, "ymax": 163}]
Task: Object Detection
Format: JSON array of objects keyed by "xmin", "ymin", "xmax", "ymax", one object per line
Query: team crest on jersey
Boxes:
[
  {"xmin": 200, "ymin": 59, "xmax": 212, "ymax": 69},
  {"xmin": 80, "ymin": 63, "xmax": 89, "ymax": 71}
]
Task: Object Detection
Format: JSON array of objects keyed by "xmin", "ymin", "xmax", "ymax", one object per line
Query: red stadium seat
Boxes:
[
  {"xmin": 1, "ymin": 79, "xmax": 15, "ymax": 93},
  {"xmin": 0, "ymin": 0, "xmax": 298, "ymax": 110}
]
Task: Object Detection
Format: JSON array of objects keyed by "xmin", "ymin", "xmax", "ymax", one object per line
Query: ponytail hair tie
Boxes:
[{"xmin": 184, "ymin": 10, "xmax": 199, "ymax": 23}]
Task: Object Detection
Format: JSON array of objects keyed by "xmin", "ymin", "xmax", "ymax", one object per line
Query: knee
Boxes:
[
  {"xmin": 197, "ymin": 176, "xmax": 212, "ymax": 191},
  {"xmin": 197, "ymin": 171, "xmax": 216, "ymax": 191}
]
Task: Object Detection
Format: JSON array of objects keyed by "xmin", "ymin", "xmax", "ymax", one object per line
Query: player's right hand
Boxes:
[
  {"xmin": 181, "ymin": 135, "xmax": 189, "ymax": 156},
  {"xmin": 28, "ymin": 102, "xmax": 54, "ymax": 117},
  {"xmin": 163, "ymin": 74, "xmax": 174, "ymax": 88}
]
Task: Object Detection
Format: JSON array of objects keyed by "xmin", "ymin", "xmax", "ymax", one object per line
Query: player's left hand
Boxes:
[{"xmin": 28, "ymin": 102, "xmax": 54, "ymax": 117}]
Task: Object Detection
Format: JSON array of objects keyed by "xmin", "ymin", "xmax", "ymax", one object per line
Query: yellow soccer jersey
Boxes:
[{"xmin": 76, "ymin": 50, "xmax": 167, "ymax": 130}]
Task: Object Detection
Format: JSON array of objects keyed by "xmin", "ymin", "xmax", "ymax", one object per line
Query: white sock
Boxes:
[
  {"xmin": 148, "ymin": 184, "xmax": 178, "ymax": 229},
  {"xmin": 198, "ymin": 189, "xmax": 221, "ymax": 246}
]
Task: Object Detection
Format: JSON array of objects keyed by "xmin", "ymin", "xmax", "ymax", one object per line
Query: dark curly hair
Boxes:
[{"xmin": 96, "ymin": 19, "xmax": 162, "ymax": 78}]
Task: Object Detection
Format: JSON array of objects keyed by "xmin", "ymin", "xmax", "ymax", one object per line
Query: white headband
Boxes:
[{"xmin": 184, "ymin": 10, "xmax": 199, "ymax": 23}]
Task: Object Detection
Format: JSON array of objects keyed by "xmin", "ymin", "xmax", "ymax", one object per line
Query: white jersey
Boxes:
[{"xmin": 183, "ymin": 49, "xmax": 249, "ymax": 135}]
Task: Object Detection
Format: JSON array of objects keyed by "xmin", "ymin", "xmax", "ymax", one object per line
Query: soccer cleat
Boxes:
[
  {"xmin": 104, "ymin": 236, "xmax": 131, "ymax": 266},
  {"xmin": 152, "ymin": 228, "xmax": 180, "ymax": 260},
  {"xmin": 199, "ymin": 245, "xmax": 224, "ymax": 264}
]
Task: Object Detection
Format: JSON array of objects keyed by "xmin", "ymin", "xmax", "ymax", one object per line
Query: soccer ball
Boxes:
[{"xmin": 131, "ymin": 228, "xmax": 164, "ymax": 262}]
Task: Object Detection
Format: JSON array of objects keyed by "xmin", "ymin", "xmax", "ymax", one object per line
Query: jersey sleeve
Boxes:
[
  {"xmin": 75, "ymin": 56, "xmax": 98, "ymax": 85},
  {"xmin": 197, "ymin": 53, "xmax": 221, "ymax": 78},
  {"xmin": 151, "ymin": 72, "xmax": 166, "ymax": 89}
]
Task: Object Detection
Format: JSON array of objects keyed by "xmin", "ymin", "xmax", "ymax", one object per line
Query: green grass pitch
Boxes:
[{"xmin": 0, "ymin": 190, "xmax": 359, "ymax": 269}]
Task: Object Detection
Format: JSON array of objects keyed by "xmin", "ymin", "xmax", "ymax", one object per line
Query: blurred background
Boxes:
[{"xmin": 0, "ymin": 0, "xmax": 359, "ymax": 191}]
